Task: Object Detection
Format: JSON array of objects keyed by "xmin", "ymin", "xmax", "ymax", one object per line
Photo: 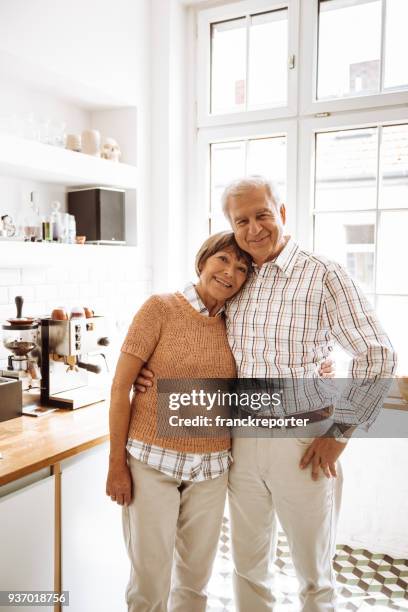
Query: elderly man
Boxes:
[{"xmin": 222, "ymin": 176, "xmax": 396, "ymax": 611}]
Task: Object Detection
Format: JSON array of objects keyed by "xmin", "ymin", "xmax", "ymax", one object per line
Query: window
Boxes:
[
  {"xmin": 210, "ymin": 135, "xmax": 287, "ymax": 232},
  {"xmin": 194, "ymin": 0, "xmax": 407, "ymax": 375},
  {"xmin": 211, "ymin": 18, "xmax": 247, "ymax": 115},
  {"xmin": 313, "ymin": 123, "xmax": 408, "ymax": 370},
  {"xmin": 317, "ymin": 0, "xmax": 408, "ymax": 101},
  {"xmin": 197, "ymin": 0, "xmax": 299, "ymax": 126},
  {"xmin": 211, "ymin": 9, "xmax": 288, "ymax": 114}
]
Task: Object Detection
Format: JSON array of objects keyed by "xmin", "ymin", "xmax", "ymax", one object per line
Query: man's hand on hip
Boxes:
[{"xmin": 299, "ymin": 437, "xmax": 347, "ymax": 480}]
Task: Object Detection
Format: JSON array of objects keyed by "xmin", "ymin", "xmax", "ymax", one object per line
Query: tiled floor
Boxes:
[{"xmin": 207, "ymin": 514, "xmax": 408, "ymax": 611}]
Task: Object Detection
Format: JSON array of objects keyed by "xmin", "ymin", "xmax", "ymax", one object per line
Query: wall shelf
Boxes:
[{"xmin": 0, "ymin": 134, "xmax": 138, "ymax": 189}]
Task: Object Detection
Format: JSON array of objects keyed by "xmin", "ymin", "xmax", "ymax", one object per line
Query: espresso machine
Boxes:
[{"xmin": 40, "ymin": 315, "xmax": 110, "ymax": 409}]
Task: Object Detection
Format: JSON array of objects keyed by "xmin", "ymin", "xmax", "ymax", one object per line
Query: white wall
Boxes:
[
  {"xmin": 0, "ymin": 0, "xmax": 153, "ymax": 347},
  {"xmin": 0, "ymin": 0, "xmax": 198, "ymax": 357},
  {"xmin": 0, "ymin": 0, "xmax": 142, "ymax": 105},
  {"xmin": 150, "ymin": 0, "xmax": 189, "ymax": 292},
  {"xmin": 0, "ymin": 0, "xmax": 195, "ymax": 295}
]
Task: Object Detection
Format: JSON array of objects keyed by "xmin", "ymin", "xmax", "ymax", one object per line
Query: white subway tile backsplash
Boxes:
[
  {"xmin": 21, "ymin": 268, "xmax": 46, "ymax": 285},
  {"xmin": 0, "ymin": 287, "xmax": 8, "ymax": 305},
  {"xmin": 67, "ymin": 267, "xmax": 90, "ymax": 283},
  {"xmin": 0, "ymin": 304, "xmax": 13, "ymax": 320},
  {"xmin": 78, "ymin": 282, "xmax": 99, "ymax": 299},
  {"xmin": 45, "ymin": 267, "xmax": 70, "ymax": 284},
  {"xmin": 8, "ymin": 285, "xmax": 35, "ymax": 303},
  {"xmin": 116, "ymin": 281, "xmax": 132, "ymax": 296},
  {"xmin": 113, "ymin": 267, "xmax": 127, "ymax": 282},
  {"xmin": 88, "ymin": 268, "xmax": 106, "ymax": 282},
  {"xmin": 125, "ymin": 266, "xmax": 153, "ymax": 283},
  {"xmin": 100, "ymin": 281, "xmax": 118, "ymax": 298},
  {"xmin": 59, "ymin": 283, "xmax": 80, "ymax": 301},
  {"xmin": 91, "ymin": 297, "xmax": 108, "ymax": 314},
  {"xmin": 24, "ymin": 302, "xmax": 46, "ymax": 317},
  {"xmin": 34, "ymin": 284, "xmax": 59, "ymax": 301},
  {"xmin": 0, "ymin": 269, "xmax": 20, "ymax": 286},
  {"xmin": 0, "ymin": 301, "xmax": 46, "ymax": 320}
]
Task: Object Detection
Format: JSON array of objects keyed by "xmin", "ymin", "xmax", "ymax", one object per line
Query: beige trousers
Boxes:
[
  {"xmin": 228, "ymin": 430, "xmax": 343, "ymax": 612},
  {"xmin": 122, "ymin": 453, "xmax": 228, "ymax": 612}
]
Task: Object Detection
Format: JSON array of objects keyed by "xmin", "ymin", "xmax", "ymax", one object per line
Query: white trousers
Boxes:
[
  {"xmin": 122, "ymin": 454, "xmax": 228, "ymax": 612},
  {"xmin": 228, "ymin": 429, "xmax": 343, "ymax": 612}
]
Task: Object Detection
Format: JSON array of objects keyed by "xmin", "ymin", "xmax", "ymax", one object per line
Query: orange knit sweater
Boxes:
[{"xmin": 121, "ymin": 293, "xmax": 236, "ymax": 453}]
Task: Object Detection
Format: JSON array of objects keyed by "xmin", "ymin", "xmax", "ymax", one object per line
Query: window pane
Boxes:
[
  {"xmin": 210, "ymin": 136, "xmax": 287, "ymax": 234},
  {"xmin": 247, "ymin": 137, "xmax": 287, "ymax": 201},
  {"xmin": 211, "ymin": 18, "xmax": 247, "ymax": 114},
  {"xmin": 314, "ymin": 211, "xmax": 376, "ymax": 292},
  {"xmin": 376, "ymin": 210, "xmax": 408, "ymax": 294},
  {"xmin": 317, "ymin": 0, "xmax": 382, "ymax": 100},
  {"xmin": 248, "ymin": 9, "xmax": 288, "ymax": 109},
  {"xmin": 210, "ymin": 141, "xmax": 246, "ymax": 233},
  {"xmin": 380, "ymin": 124, "xmax": 408, "ymax": 209},
  {"xmin": 315, "ymin": 128, "xmax": 378, "ymax": 211},
  {"xmin": 384, "ymin": 0, "xmax": 408, "ymax": 89},
  {"xmin": 377, "ymin": 296, "xmax": 408, "ymax": 373}
]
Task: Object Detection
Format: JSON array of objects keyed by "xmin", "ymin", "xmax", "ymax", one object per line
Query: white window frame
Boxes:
[
  {"xmin": 187, "ymin": 119, "xmax": 297, "ymax": 274},
  {"xmin": 197, "ymin": 0, "xmax": 300, "ymax": 127},
  {"xmin": 299, "ymin": 0, "xmax": 408, "ymax": 116},
  {"xmin": 296, "ymin": 106, "xmax": 408, "ymax": 376},
  {"xmin": 297, "ymin": 105, "xmax": 408, "ymax": 258},
  {"xmin": 189, "ymin": 0, "xmax": 408, "ymax": 383}
]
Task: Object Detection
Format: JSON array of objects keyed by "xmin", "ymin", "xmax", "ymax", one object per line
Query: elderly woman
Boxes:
[{"xmin": 106, "ymin": 231, "xmax": 252, "ymax": 612}]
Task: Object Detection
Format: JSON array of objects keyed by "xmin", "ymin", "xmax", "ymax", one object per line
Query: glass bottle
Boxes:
[
  {"xmin": 42, "ymin": 216, "xmax": 53, "ymax": 242},
  {"xmin": 23, "ymin": 192, "xmax": 41, "ymax": 241},
  {"xmin": 50, "ymin": 201, "xmax": 63, "ymax": 242},
  {"xmin": 68, "ymin": 214, "xmax": 76, "ymax": 244}
]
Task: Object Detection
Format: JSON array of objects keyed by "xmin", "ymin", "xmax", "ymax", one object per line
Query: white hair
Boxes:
[{"xmin": 221, "ymin": 176, "xmax": 283, "ymax": 220}]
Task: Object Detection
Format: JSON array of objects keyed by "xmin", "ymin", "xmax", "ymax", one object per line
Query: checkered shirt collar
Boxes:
[{"xmin": 252, "ymin": 236, "xmax": 300, "ymax": 277}]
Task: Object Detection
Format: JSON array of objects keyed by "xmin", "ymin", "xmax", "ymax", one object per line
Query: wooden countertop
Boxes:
[{"xmin": 0, "ymin": 395, "xmax": 110, "ymax": 486}]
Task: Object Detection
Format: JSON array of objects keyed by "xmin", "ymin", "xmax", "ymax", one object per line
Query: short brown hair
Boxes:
[{"xmin": 195, "ymin": 231, "xmax": 252, "ymax": 277}]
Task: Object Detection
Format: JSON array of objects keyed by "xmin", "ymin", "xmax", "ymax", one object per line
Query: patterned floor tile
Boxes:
[{"xmin": 207, "ymin": 516, "xmax": 408, "ymax": 611}]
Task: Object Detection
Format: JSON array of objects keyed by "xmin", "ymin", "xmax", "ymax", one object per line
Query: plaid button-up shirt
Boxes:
[
  {"xmin": 127, "ymin": 283, "xmax": 231, "ymax": 481},
  {"xmin": 226, "ymin": 237, "xmax": 396, "ymax": 428}
]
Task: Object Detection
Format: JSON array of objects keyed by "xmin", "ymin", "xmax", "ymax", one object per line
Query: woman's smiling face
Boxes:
[{"xmin": 196, "ymin": 247, "xmax": 249, "ymax": 305}]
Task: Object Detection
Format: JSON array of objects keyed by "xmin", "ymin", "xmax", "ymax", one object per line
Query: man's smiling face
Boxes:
[{"xmin": 227, "ymin": 186, "xmax": 287, "ymax": 267}]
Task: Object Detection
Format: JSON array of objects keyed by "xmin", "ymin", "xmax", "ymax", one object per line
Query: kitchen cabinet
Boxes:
[
  {"xmin": 61, "ymin": 442, "xmax": 129, "ymax": 612},
  {"xmin": 0, "ymin": 402, "xmax": 131, "ymax": 612},
  {"xmin": 0, "ymin": 472, "xmax": 55, "ymax": 612},
  {"xmin": 338, "ymin": 409, "xmax": 408, "ymax": 558}
]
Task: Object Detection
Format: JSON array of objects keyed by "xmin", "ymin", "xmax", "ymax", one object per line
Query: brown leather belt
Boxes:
[{"xmin": 285, "ymin": 406, "xmax": 333, "ymax": 428}]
